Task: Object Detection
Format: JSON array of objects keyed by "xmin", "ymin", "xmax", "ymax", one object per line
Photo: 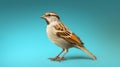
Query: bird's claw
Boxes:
[{"xmin": 49, "ymin": 57, "xmax": 64, "ymax": 62}]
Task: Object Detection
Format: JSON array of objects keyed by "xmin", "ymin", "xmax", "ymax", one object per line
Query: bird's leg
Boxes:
[
  {"xmin": 56, "ymin": 49, "xmax": 65, "ymax": 58},
  {"xmin": 51, "ymin": 49, "xmax": 68, "ymax": 61},
  {"xmin": 49, "ymin": 49, "xmax": 64, "ymax": 61},
  {"xmin": 58, "ymin": 49, "xmax": 68, "ymax": 61}
]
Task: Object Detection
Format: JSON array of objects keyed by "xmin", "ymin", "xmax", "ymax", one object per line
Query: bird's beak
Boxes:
[{"xmin": 41, "ymin": 15, "xmax": 45, "ymax": 19}]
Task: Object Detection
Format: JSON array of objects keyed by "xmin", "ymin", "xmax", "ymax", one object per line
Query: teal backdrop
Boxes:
[{"xmin": 0, "ymin": 0, "xmax": 120, "ymax": 67}]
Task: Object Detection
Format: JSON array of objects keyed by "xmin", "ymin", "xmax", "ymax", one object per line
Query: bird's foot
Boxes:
[{"xmin": 49, "ymin": 57, "xmax": 64, "ymax": 62}]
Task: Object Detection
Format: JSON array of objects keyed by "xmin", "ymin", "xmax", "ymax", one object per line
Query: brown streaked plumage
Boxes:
[
  {"xmin": 54, "ymin": 23, "xmax": 84, "ymax": 47},
  {"xmin": 41, "ymin": 12, "xmax": 97, "ymax": 61}
]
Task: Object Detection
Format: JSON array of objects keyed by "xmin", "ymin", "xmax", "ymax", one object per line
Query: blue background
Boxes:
[{"xmin": 0, "ymin": 0, "xmax": 120, "ymax": 67}]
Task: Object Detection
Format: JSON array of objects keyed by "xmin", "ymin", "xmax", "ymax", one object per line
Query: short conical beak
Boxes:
[{"xmin": 41, "ymin": 15, "xmax": 45, "ymax": 19}]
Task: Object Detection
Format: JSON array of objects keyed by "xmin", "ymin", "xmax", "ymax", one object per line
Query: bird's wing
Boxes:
[{"xmin": 53, "ymin": 23, "xmax": 84, "ymax": 47}]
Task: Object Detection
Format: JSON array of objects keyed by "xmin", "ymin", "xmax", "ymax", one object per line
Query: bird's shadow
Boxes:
[{"xmin": 64, "ymin": 55, "xmax": 92, "ymax": 61}]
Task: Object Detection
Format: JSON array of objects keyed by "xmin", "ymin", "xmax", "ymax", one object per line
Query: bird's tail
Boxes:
[{"xmin": 77, "ymin": 46, "xmax": 97, "ymax": 60}]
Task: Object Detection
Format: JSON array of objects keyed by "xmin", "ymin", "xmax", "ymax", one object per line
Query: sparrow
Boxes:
[{"xmin": 41, "ymin": 12, "xmax": 97, "ymax": 61}]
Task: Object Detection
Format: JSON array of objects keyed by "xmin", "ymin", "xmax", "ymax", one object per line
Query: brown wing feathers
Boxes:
[{"xmin": 54, "ymin": 23, "xmax": 84, "ymax": 47}]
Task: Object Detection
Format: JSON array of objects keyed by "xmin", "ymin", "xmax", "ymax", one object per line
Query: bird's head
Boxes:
[{"xmin": 41, "ymin": 12, "xmax": 60, "ymax": 24}]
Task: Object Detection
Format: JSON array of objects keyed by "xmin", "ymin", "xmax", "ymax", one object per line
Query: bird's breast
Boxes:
[
  {"xmin": 46, "ymin": 25, "xmax": 73, "ymax": 48},
  {"xmin": 46, "ymin": 25, "xmax": 59, "ymax": 41}
]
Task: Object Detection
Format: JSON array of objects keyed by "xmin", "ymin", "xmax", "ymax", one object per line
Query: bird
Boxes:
[{"xmin": 41, "ymin": 12, "xmax": 97, "ymax": 61}]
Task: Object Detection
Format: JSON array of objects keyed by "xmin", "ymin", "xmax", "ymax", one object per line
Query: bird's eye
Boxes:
[{"xmin": 48, "ymin": 14, "xmax": 51, "ymax": 16}]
